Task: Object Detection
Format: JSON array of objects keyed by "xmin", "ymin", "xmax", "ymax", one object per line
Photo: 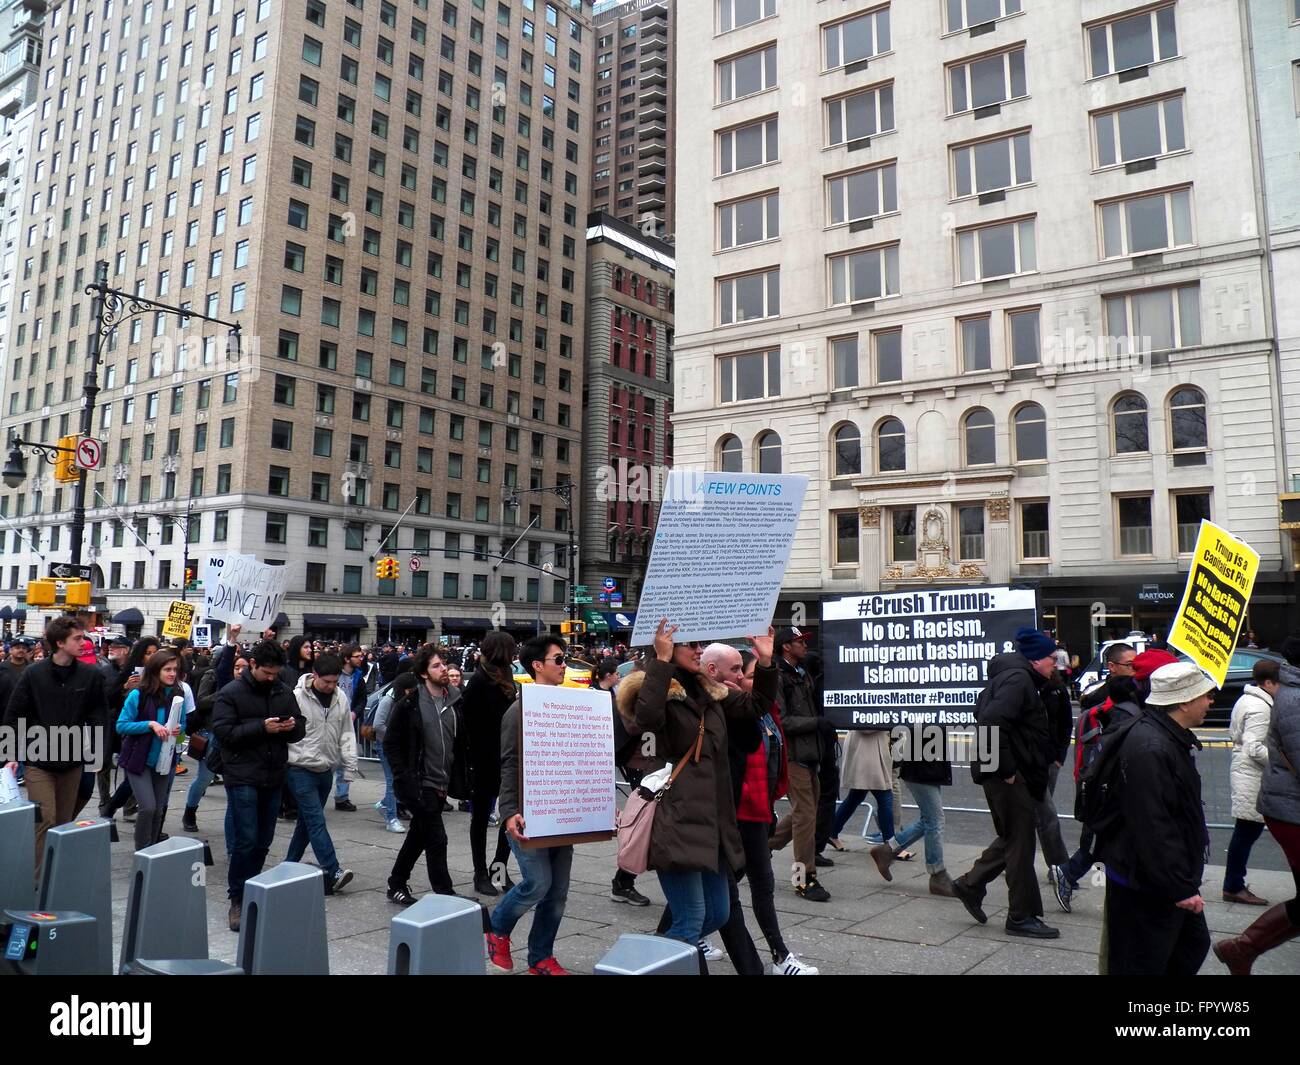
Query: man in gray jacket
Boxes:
[{"xmin": 285, "ymin": 653, "xmax": 358, "ymax": 894}]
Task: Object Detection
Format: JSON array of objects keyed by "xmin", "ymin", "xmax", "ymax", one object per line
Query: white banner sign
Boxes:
[
  {"xmin": 203, "ymin": 554, "xmax": 289, "ymax": 628},
  {"xmin": 631, "ymin": 471, "xmax": 809, "ymax": 646},
  {"xmin": 520, "ymin": 684, "xmax": 616, "ymax": 842}
]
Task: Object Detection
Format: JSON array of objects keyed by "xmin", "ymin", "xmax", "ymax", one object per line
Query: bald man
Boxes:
[{"xmin": 701, "ymin": 643, "xmax": 745, "ymax": 691}]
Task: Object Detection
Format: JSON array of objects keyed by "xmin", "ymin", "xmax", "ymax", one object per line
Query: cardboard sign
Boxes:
[
  {"xmin": 203, "ymin": 554, "xmax": 289, "ymax": 628},
  {"xmin": 519, "ymin": 683, "xmax": 616, "ymax": 848},
  {"xmin": 1168, "ymin": 521, "xmax": 1260, "ymax": 688},
  {"xmin": 821, "ymin": 587, "xmax": 1039, "ymax": 729},
  {"xmin": 161, "ymin": 600, "xmax": 195, "ymax": 641},
  {"xmin": 191, "ymin": 624, "xmax": 212, "ymax": 649},
  {"xmin": 630, "ymin": 471, "xmax": 808, "ymax": 646}
]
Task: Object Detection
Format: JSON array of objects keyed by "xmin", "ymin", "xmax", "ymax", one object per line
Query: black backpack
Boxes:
[{"xmin": 1075, "ymin": 711, "xmax": 1143, "ymax": 844}]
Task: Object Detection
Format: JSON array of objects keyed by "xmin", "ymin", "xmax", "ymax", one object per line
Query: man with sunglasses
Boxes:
[{"xmin": 486, "ymin": 634, "xmax": 575, "ymax": 975}]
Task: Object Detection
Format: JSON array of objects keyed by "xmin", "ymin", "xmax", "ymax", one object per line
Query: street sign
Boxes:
[
  {"xmin": 409, "ymin": 555, "xmax": 422, "ymax": 572},
  {"xmin": 610, "ymin": 595, "xmax": 623, "ymax": 608},
  {"xmin": 573, "ymin": 585, "xmax": 588, "ymax": 593},
  {"xmin": 161, "ymin": 600, "xmax": 196, "ymax": 641},
  {"xmin": 603, "ymin": 577, "xmax": 617, "ymax": 591},
  {"xmin": 48, "ymin": 563, "xmax": 93, "ymax": 581},
  {"xmin": 574, "ymin": 595, "xmax": 594, "ymax": 604},
  {"xmin": 74, "ymin": 438, "xmax": 105, "ymax": 471}
]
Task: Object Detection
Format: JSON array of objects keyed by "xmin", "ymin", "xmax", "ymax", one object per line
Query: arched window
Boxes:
[
  {"xmin": 631, "ymin": 275, "xmax": 640, "ymax": 299},
  {"xmin": 1112, "ymin": 393, "xmax": 1149, "ymax": 454},
  {"xmin": 1169, "ymin": 386, "xmax": 1207, "ymax": 452},
  {"xmin": 832, "ymin": 423, "xmax": 861, "ymax": 476},
  {"xmin": 613, "ymin": 266, "xmax": 624, "ymax": 290},
  {"xmin": 719, "ymin": 434, "xmax": 742, "ymax": 472},
  {"xmin": 1013, "ymin": 403, "xmax": 1047, "ymax": 462},
  {"xmin": 963, "ymin": 407, "xmax": 996, "ymax": 467},
  {"xmin": 646, "ymin": 281, "xmax": 655, "ymax": 304},
  {"xmin": 877, "ymin": 417, "xmax": 905, "ymax": 472},
  {"xmin": 757, "ymin": 430, "xmax": 782, "ymax": 473}
]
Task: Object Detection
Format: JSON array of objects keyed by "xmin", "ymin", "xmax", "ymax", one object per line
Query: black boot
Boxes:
[{"xmin": 182, "ymin": 806, "xmax": 198, "ymax": 832}]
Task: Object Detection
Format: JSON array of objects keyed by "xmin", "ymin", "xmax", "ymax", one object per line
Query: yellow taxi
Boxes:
[{"xmin": 512, "ymin": 659, "xmax": 593, "ymax": 688}]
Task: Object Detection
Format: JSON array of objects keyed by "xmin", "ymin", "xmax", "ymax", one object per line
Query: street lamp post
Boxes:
[{"xmin": 502, "ymin": 483, "xmax": 578, "ymax": 630}]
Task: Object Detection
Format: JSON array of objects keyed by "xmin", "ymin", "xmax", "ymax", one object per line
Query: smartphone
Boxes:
[
  {"xmin": 133, "ymin": 666, "xmax": 144, "ymax": 676},
  {"xmin": 276, "ymin": 715, "xmax": 294, "ymax": 723}
]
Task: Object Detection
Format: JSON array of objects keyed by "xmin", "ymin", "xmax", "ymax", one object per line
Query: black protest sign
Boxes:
[{"xmin": 822, "ymin": 586, "xmax": 1038, "ymax": 729}]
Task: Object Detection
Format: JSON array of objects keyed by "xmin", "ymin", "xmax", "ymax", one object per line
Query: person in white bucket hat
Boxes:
[{"xmin": 1101, "ymin": 660, "xmax": 1215, "ymax": 975}]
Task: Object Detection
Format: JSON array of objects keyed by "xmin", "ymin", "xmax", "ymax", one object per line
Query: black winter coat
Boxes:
[
  {"xmin": 382, "ymin": 685, "xmax": 469, "ymax": 808},
  {"xmin": 2, "ymin": 658, "xmax": 107, "ymax": 772},
  {"xmin": 461, "ymin": 666, "xmax": 517, "ymax": 788},
  {"xmin": 1101, "ymin": 708, "xmax": 1208, "ymax": 902},
  {"xmin": 1043, "ymin": 678, "xmax": 1074, "ymax": 766},
  {"xmin": 777, "ymin": 657, "xmax": 823, "ymax": 768},
  {"xmin": 970, "ymin": 653, "xmax": 1054, "ymax": 800},
  {"xmin": 210, "ymin": 671, "xmax": 304, "ymax": 788}
]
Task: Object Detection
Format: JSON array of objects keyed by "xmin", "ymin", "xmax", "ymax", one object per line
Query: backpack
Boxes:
[{"xmin": 1074, "ymin": 711, "xmax": 1142, "ymax": 841}]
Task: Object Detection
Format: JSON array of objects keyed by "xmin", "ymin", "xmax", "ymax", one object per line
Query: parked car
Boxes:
[
  {"xmin": 512, "ymin": 660, "xmax": 593, "ymax": 688},
  {"xmin": 1074, "ymin": 632, "xmax": 1152, "ymax": 697}
]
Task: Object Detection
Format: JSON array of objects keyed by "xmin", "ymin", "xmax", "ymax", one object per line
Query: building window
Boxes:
[
  {"xmin": 719, "ymin": 349, "xmax": 781, "ymax": 403},
  {"xmin": 718, "ymin": 191, "xmax": 779, "ymax": 250},
  {"xmin": 833, "ymin": 510, "xmax": 860, "ymax": 566},
  {"xmin": 960, "ymin": 316, "xmax": 991, "ymax": 372},
  {"xmin": 719, "ymin": 434, "xmax": 743, "ymax": 472},
  {"xmin": 825, "ymin": 83, "xmax": 894, "ymax": 147},
  {"xmin": 718, "ymin": 0, "xmax": 776, "ymax": 34},
  {"xmin": 1116, "ymin": 495, "xmax": 1154, "ymax": 556},
  {"xmin": 718, "ymin": 116, "xmax": 779, "ymax": 175},
  {"xmin": 756, "ymin": 430, "xmax": 782, "ymax": 473},
  {"xmin": 952, "ymin": 130, "xmax": 1032, "ymax": 198},
  {"xmin": 877, "ymin": 417, "xmax": 905, "ymax": 472},
  {"xmin": 963, "ymin": 408, "xmax": 996, "ymax": 466},
  {"xmin": 823, "ymin": 7, "xmax": 891, "ymax": 71},
  {"xmin": 891, "ymin": 508, "xmax": 916, "ymax": 562},
  {"xmin": 718, "ymin": 268, "xmax": 780, "ymax": 325},
  {"xmin": 1168, "ymin": 386, "xmax": 1208, "ymax": 456},
  {"xmin": 945, "ymin": 0, "xmax": 1022, "ymax": 34},
  {"xmin": 873, "ymin": 329, "xmax": 903, "ymax": 383},
  {"xmin": 947, "ymin": 46, "xmax": 1026, "ymax": 115},
  {"xmin": 343, "ymin": 566, "xmax": 362, "ymax": 594},
  {"xmin": 1112, "ymin": 393, "xmax": 1150, "ymax": 454},
  {"xmin": 1088, "ymin": 5, "xmax": 1178, "ymax": 78},
  {"xmin": 717, "ymin": 44, "xmax": 777, "ymax": 104},
  {"xmin": 1019, "ymin": 500, "xmax": 1049, "ymax": 559},
  {"xmin": 830, "ymin": 244, "xmax": 900, "ymax": 305},
  {"xmin": 957, "ymin": 504, "xmax": 985, "ymax": 560},
  {"xmin": 1093, "ymin": 94, "xmax": 1186, "ymax": 168},
  {"xmin": 1099, "ymin": 186, "xmax": 1193, "ymax": 258},
  {"xmin": 1013, "ymin": 403, "xmax": 1047, "ymax": 463},
  {"xmin": 832, "ymin": 336, "xmax": 859, "ymax": 389},
  {"xmin": 1008, "ymin": 308, "xmax": 1040, "ymax": 366},
  {"xmin": 827, "ymin": 162, "xmax": 897, "ymax": 225},
  {"xmin": 265, "ymin": 511, "xmax": 288, "ymax": 544},
  {"xmin": 833, "ymin": 423, "xmax": 862, "ymax": 476},
  {"xmin": 957, "ymin": 218, "xmax": 1036, "ymax": 283},
  {"xmin": 1104, "ymin": 285, "xmax": 1200, "ymax": 354},
  {"xmin": 1173, "ymin": 491, "xmax": 1211, "ymax": 554}
]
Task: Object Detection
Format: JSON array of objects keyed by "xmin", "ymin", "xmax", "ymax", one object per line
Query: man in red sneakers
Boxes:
[{"xmin": 485, "ymin": 635, "xmax": 574, "ymax": 975}]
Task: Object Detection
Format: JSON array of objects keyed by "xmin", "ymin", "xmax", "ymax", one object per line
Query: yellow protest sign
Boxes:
[
  {"xmin": 161, "ymin": 600, "xmax": 196, "ymax": 641},
  {"xmin": 1167, "ymin": 521, "xmax": 1260, "ymax": 688}
]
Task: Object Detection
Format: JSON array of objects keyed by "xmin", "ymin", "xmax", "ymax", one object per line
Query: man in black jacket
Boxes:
[
  {"xmin": 2, "ymin": 617, "xmax": 107, "ymax": 881},
  {"xmin": 953, "ymin": 628, "xmax": 1059, "ymax": 939},
  {"xmin": 1101, "ymin": 661, "xmax": 1213, "ymax": 976},
  {"xmin": 0, "ymin": 634, "xmax": 35, "ymax": 715},
  {"xmin": 211, "ymin": 640, "xmax": 305, "ymax": 931}
]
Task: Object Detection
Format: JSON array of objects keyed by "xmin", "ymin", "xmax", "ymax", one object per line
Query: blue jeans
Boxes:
[
  {"xmin": 225, "ymin": 783, "xmax": 281, "ymax": 900},
  {"xmin": 377, "ymin": 745, "xmax": 397, "ymax": 822},
  {"xmin": 1063, "ymin": 825, "xmax": 1095, "ymax": 889},
  {"xmin": 894, "ymin": 781, "xmax": 946, "ymax": 873},
  {"xmin": 831, "ymin": 788, "xmax": 894, "ymax": 841},
  {"xmin": 285, "ymin": 766, "xmax": 340, "ymax": 878},
  {"xmin": 185, "ymin": 732, "xmax": 215, "ymax": 808},
  {"xmin": 657, "ymin": 863, "xmax": 730, "ymax": 944},
  {"xmin": 1223, "ymin": 818, "xmax": 1266, "ymax": 894},
  {"xmin": 490, "ymin": 838, "xmax": 573, "ymax": 967},
  {"xmin": 334, "ymin": 764, "xmax": 350, "ymax": 801}
]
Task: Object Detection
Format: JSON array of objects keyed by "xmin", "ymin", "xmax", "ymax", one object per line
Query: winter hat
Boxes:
[
  {"xmin": 1145, "ymin": 662, "xmax": 1216, "ymax": 707},
  {"xmin": 1132, "ymin": 648, "xmax": 1178, "ymax": 682},
  {"xmin": 1015, "ymin": 627, "xmax": 1056, "ymax": 662}
]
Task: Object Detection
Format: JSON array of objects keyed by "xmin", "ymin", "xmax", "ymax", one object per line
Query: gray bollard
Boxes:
[
  {"xmin": 2, "ymin": 909, "xmax": 99, "ymax": 975},
  {"xmin": 594, "ymin": 934, "xmax": 700, "ymax": 975},
  {"xmin": 38, "ymin": 818, "xmax": 113, "ymax": 975},
  {"xmin": 0, "ymin": 802, "xmax": 36, "ymax": 913},
  {"xmin": 119, "ymin": 836, "xmax": 209, "ymax": 973},
  {"xmin": 236, "ymin": 862, "xmax": 329, "ymax": 975},
  {"xmin": 388, "ymin": 894, "xmax": 486, "ymax": 975},
  {"xmin": 126, "ymin": 958, "xmax": 243, "ymax": 975}
]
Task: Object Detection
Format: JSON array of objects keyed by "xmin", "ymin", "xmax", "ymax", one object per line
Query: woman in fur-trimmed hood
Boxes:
[{"xmin": 615, "ymin": 621, "xmax": 778, "ymax": 946}]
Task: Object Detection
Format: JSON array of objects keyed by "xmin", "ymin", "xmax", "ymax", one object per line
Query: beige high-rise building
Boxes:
[{"xmin": 0, "ymin": 0, "xmax": 595, "ymax": 644}]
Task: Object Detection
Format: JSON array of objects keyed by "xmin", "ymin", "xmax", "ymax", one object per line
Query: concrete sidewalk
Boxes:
[{"xmin": 97, "ymin": 768, "xmax": 1299, "ymax": 975}]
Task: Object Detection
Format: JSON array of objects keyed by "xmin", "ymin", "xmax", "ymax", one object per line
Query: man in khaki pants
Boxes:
[
  {"xmin": 3, "ymin": 617, "xmax": 108, "ymax": 882},
  {"xmin": 769, "ymin": 627, "xmax": 833, "ymax": 902}
]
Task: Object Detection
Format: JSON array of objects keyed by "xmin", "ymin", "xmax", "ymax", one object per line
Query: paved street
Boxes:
[{"xmin": 91, "ymin": 765, "xmax": 1300, "ymax": 976}]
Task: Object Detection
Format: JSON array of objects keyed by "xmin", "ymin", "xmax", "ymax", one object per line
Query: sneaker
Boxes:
[
  {"xmin": 796, "ymin": 878, "xmax": 831, "ymax": 903},
  {"xmin": 814, "ymin": 853, "xmax": 834, "ymax": 868},
  {"xmin": 486, "ymin": 932, "xmax": 514, "ymax": 971},
  {"xmin": 863, "ymin": 831, "xmax": 884, "ymax": 845},
  {"xmin": 334, "ymin": 798, "xmax": 357, "ymax": 812},
  {"xmin": 386, "ymin": 883, "xmax": 419, "ymax": 906},
  {"xmin": 610, "ymin": 883, "xmax": 651, "ymax": 906},
  {"xmin": 325, "ymin": 868, "xmax": 354, "ymax": 896},
  {"xmin": 385, "ymin": 819, "xmax": 406, "ymax": 834},
  {"xmin": 528, "ymin": 956, "xmax": 570, "ymax": 976},
  {"xmin": 487, "ymin": 813, "xmax": 499, "ymax": 827},
  {"xmin": 1005, "ymin": 916, "xmax": 1060, "ymax": 940},
  {"xmin": 772, "ymin": 952, "xmax": 820, "ymax": 976},
  {"xmin": 373, "ymin": 800, "xmax": 386, "ymax": 812},
  {"xmin": 698, "ymin": 939, "xmax": 726, "ymax": 962},
  {"xmin": 228, "ymin": 899, "xmax": 241, "ymax": 932},
  {"xmin": 1051, "ymin": 866, "xmax": 1073, "ymax": 913},
  {"xmin": 951, "ymin": 878, "xmax": 988, "ymax": 924}
]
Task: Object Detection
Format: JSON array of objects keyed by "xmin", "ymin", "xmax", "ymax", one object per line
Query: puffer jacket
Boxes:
[
  {"xmin": 210, "ymin": 670, "xmax": 305, "ymax": 789},
  {"xmin": 1228, "ymin": 684, "xmax": 1271, "ymax": 824},
  {"xmin": 1259, "ymin": 663, "xmax": 1300, "ymax": 825},
  {"xmin": 288, "ymin": 673, "xmax": 359, "ymax": 778},
  {"xmin": 618, "ymin": 658, "xmax": 778, "ymax": 874}
]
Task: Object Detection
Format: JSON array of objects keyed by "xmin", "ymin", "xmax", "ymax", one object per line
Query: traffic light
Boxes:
[
  {"xmin": 375, "ymin": 558, "xmax": 387, "ymax": 580},
  {"xmin": 375, "ymin": 557, "xmax": 398, "ymax": 580},
  {"xmin": 63, "ymin": 580, "xmax": 91, "ymax": 607},
  {"xmin": 54, "ymin": 435, "xmax": 79, "ymax": 484},
  {"xmin": 387, "ymin": 557, "xmax": 400, "ymax": 579},
  {"xmin": 26, "ymin": 579, "xmax": 56, "ymax": 606},
  {"xmin": 184, "ymin": 565, "xmax": 197, "ymax": 590},
  {"xmin": 560, "ymin": 620, "xmax": 587, "ymax": 636}
]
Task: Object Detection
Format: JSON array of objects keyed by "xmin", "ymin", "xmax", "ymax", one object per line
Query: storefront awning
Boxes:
[
  {"xmin": 375, "ymin": 615, "xmax": 435, "ymax": 630},
  {"xmin": 440, "ymin": 616, "xmax": 494, "ymax": 630},
  {"xmin": 112, "ymin": 608, "xmax": 145, "ymax": 625},
  {"xmin": 301, "ymin": 613, "xmax": 368, "ymax": 630}
]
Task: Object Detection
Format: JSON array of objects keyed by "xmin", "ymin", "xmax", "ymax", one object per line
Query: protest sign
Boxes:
[
  {"xmin": 191, "ymin": 625, "xmax": 212, "ymax": 649},
  {"xmin": 161, "ymin": 600, "xmax": 195, "ymax": 641},
  {"xmin": 204, "ymin": 555, "xmax": 290, "ymax": 629},
  {"xmin": 154, "ymin": 695, "xmax": 185, "ymax": 770},
  {"xmin": 519, "ymin": 683, "xmax": 616, "ymax": 848},
  {"xmin": 821, "ymin": 586, "xmax": 1038, "ymax": 729},
  {"xmin": 630, "ymin": 471, "xmax": 809, "ymax": 646},
  {"xmin": 1168, "ymin": 521, "xmax": 1260, "ymax": 688}
]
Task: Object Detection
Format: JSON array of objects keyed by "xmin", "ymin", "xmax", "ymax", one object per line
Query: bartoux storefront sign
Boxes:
[{"xmin": 821, "ymin": 586, "xmax": 1038, "ymax": 729}]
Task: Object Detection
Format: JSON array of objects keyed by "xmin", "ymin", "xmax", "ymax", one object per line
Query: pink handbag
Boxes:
[{"xmin": 615, "ymin": 713, "xmax": 705, "ymax": 875}]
